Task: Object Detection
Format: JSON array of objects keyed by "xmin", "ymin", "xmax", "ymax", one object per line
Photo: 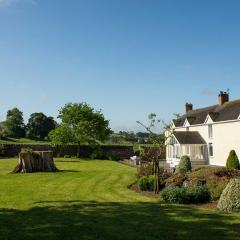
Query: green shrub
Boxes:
[
  {"xmin": 226, "ymin": 150, "xmax": 240, "ymax": 170},
  {"xmin": 178, "ymin": 155, "xmax": 192, "ymax": 174},
  {"xmin": 187, "ymin": 166, "xmax": 240, "ymax": 200},
  {"xmin": 185, "ymin": 185, "xmax": 211, "ymax": 203},
  {"xmin": 107, "ymin": 153, "xmax": 118, "ymax": 161},
  {"xmin": 218, "ymin": 179, "xmax": 240, "ymax": 212},
  {"xmin": 64, "ymin": 155, "xmax": 72, "ymax": 158},
  {"xmin": 160, "ymin": 185, "xmax": 211, "ymax": 204},
  {"xmin": 138, "ymin": 175, "xmax": 155, "ymax": 191},
  {"xmin": 90, "ymin": 148, "xmax": 105, "ymax": 159},
  {"xmin": 134, "ymin": 150, "xmax": 140, "ymax": 157},
  {"xmin": 205, "ymin": 177, "xmax": 229, "ymax": 201},
  {"xmin": 160, "ymin": 187, "xmax": 186, "ymax": 203}
]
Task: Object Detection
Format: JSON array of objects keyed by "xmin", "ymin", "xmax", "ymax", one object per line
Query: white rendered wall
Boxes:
[{"xmin": 171, "ymin": 120, "xmax": 240, "ymax": 166}]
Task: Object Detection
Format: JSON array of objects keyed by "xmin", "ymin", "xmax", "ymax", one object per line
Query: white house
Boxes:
[{"xmin": 166, "ymin": 91, "xmax": 240, "ymax": 167}]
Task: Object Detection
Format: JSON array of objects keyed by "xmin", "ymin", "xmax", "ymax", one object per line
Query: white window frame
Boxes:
[
  {"xmin": 208, "ymin": 124, "xmax": 213, "ymax": 139},
  {"xmin": 208, "ymin": 143, "xmax": 213, "ymax": 157}
]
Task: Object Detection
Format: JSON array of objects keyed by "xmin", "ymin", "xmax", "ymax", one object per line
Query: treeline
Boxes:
[
  {"xmin": 0, "ymin": 108, "xmax": 57, "ymax": 140},
  {"xmin": 107, "ymin": 131, "xmax": 164, "ymax": 144},
  {"xmin": 0, "ymin": 105, "xmax": 163, "ymax": 145}
]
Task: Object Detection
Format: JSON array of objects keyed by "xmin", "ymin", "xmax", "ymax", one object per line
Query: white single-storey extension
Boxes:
[{"xmin": 165, "ymin": 91, "xmax": 240, "ymax": 167}]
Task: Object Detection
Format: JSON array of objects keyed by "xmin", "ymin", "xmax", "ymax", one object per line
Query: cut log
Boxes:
[{"xmin": 13, "ymin": 151, "xmax": 58, "ymax": 173}]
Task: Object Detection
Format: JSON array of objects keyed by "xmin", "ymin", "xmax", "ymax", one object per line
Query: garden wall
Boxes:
[{"xmin": 0, "ymin": 144, "xmax": 134, "ymax": 160}]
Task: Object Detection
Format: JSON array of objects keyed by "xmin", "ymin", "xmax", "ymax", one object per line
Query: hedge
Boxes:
[{"xmin": 0, "ymin": 144, "xmax": 134, "ymax": 160}]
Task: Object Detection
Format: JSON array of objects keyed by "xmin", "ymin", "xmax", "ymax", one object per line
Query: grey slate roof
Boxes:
[
  {"xmin": 173, "ymin": 99, "xmax": 240, "ymax": 127},
  {"xmin": 174, "ymin": 131, "xmax": 206, "ymax": 144}
]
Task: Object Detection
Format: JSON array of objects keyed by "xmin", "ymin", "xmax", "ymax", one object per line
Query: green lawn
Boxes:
[{"xmin": 0, "ymin": 158, "xmax": 239, "ymax": 240}]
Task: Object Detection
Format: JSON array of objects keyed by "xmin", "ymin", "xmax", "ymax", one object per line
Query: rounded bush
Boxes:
[
  {"xmin": 160, "ymin": 187, "xmax": 186, "ymax": 204},
  {"xmin": 177, "ymin": 155, "xmax": 192, "ymax": 174},
  {"xmin": 226, "ymin": 150, "xmax": 240, "ymax": 170},
  {"xmin": 138, "ymin": 175, "xmax": 155, "ymax": 191},
  {"xmin": 160, "ymin": 185, "xmax": 211, "ymax": 204},
  {"xmin": 218, "ymin": 179, "xmax": 240, "ymax": 212}
]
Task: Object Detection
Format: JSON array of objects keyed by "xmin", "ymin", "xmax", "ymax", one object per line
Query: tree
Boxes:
[
  {"xmin": 4, "ymin": 108, "xmax": 25, "ymax": 137},
  {"xmin": 26, "ymin": 113, "xmax": 57, "ymax": 139},
  {"xmin": 0, "ymin": 122, "xmax": 8, "ymax": 139},
  {"xmin": 137, "ymin": 113, "xmax": 173, "ymax": 193},
  {"xmin": 49, "ymin": 103, "xmax": 112, "ymax": 157}
]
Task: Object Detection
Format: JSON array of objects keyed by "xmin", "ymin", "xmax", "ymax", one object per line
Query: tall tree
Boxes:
[
  {"xmin": 4, "ymin": 108, "xmax": 25, "ymax": 137},
  {"xmin": 49, "ymin": 102, "xmax": 112, "ymax": 157},
  {"xmin": 26, "ymin": 113, "xmax": 57, "ymax": 139}
]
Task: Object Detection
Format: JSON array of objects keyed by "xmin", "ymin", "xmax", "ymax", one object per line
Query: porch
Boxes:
[{"xmin": 166, "ymin": 131, "xmax": 208, "ymax": 168}]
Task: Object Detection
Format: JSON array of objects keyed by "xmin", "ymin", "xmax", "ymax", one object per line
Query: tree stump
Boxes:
[{"xmin": 13, "ymin": 151, "xmax": 59, "ymax": 173}]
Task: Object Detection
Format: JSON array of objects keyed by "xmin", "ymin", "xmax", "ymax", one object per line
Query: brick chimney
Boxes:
[
  {"xmin": 218, "ymin": 91, "xmax": 229, "ymax": 106},
  {"xmin": 185, "ymin": 103, "xmax": 193, "ymax": 113}
]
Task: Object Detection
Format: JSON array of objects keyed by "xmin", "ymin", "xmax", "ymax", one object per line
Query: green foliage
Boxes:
[
  {"xmin": 49, "ymin": 124, "xmax": 76, "ymax": 145},
  {"xmin": 3, "ymin": 108, "xmax": 25, "ymax": 138},
  {"xmin": 161, "ymin": 187, "xmax": 186, "ymax": 203},
  {"xmin": 0, "ymin": 122, "xmax": 8, "ymax": 139},
  {"xmin": 49, "ymin": 103, "xmax": 112, "ymax": 157},
  {"xmin": 107, "ymin": 153, "xmax": 118, "ymax": 161},
  {"xmin": 20, "ymin": 147, "xmax": 33, "ymax": 154},
  {"xmin": 177, "ymin": 155, "xmax": 192, "ymax": 174},
  {"xmin": 160, "ymin": 185, "xmax": 211, "ymax": 204},
  {"xmin": 138, "ymin": 175, "xmax": 155, "ymax": 191},
  {"xmin": 0, "ymin": 145, "xmax": 5, "ymax": 156},
  {"xmin": 90, "ymin": 148, "xmax": 105, "ymax": 160},
  {"xmin": 226, "ymin": 150, "xmax": 240, "ymax": 170},
  {"xmin": 218, "ymin": 179, "xmax": 240, "ymax": 212},
  {"xmin": 26, "ymin": 113, "xmax": 57, "ymax": 139},
  {"xmin": 187, "ymin": 166, "xmax": 240, "ymax": 200}
]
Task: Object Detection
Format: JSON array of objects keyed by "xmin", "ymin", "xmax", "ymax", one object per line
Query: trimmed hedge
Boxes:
[
  {"xmin": 160, "ymin": 185, "xmax": 211, "ymax": 204},
  {"xmin": 138, "ymin": 175, "xmax": 155, "ymax": 191},
  {"xmin": 178, "ymin": 155, "xmax": 192, "ymax": 174},
  {"xmin": 0, "ymin": 144, "xmax": 134, "ymax": 160},
  {"xmin": 218, "ymin": 179, "xmax": 240, "ymax": 212},
  {"xmin": 226, "ymin": 150, "xmax": 240, "ymax": 170}
]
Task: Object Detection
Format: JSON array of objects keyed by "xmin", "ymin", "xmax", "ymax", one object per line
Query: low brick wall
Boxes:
[{"xmin": 0, "ymin": 144, "xmax": 134, "ymax": 160}]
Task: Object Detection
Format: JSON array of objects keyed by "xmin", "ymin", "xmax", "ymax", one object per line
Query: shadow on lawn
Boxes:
[{"xmin": 0, "ymin": 201, "xmax": 239, "ymax": 240}]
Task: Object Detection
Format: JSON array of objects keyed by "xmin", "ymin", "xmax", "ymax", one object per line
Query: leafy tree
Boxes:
[
  {"xmin": 4, "ymin": 108, "xmax": 25, "ymax": 137},
  {"xmin": 49, "ymin": 103, "xmax": 112, "ymax": 157},
  {"xmin": 26, "ymin": 113, "xmax": 57, "ymax": 139},
  {"xmin": 0, "ymin": 122, "xmax": 8, "ymax": 139}
]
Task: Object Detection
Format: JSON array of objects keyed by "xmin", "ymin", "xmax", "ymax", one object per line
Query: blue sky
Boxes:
[{"xmin": 1, "ymin": 0, "xmax": 240, "ymax": 132}]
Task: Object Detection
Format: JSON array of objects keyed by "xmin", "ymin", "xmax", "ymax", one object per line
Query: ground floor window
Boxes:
[{"xmin": 208, "ymin": 143, "xmax": 213, "ymax": 157}]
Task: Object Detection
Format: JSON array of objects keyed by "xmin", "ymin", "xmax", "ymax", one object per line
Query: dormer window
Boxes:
[{"xmin": 208, "ymin": 124, "xmax": 213, "ymax": 139}]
